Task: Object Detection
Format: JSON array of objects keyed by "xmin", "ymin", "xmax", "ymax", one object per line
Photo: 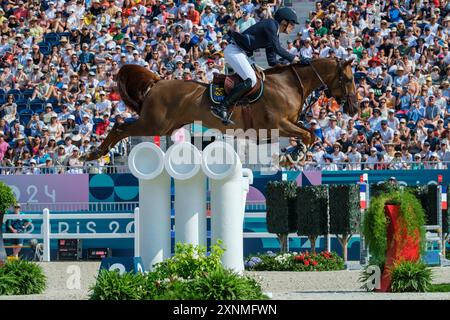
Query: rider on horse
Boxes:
[{"xmin": 211, "ymin": 7, "xmax": 301, "ymax": 124}]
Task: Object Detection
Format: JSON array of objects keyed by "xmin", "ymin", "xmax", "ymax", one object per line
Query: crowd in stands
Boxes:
[
  {"xmin": 0, "ymin": 0, "xmax": 448, "ymax": 174},
  {"xmin": 275, "ymin": 0, "xmax": 450, "ymax": 171}
]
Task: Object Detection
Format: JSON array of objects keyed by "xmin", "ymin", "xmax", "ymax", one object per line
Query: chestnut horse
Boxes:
[{"xmin": 83, "ymin": 57, "xmax": 358, "ymax": 161}]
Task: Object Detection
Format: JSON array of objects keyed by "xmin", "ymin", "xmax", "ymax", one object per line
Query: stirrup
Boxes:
[{"xmin": 210, "ymin": 106, "xmax": 234, "ymax": 125}]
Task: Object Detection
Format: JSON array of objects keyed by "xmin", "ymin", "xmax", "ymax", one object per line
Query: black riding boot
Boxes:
[{"xmin": 211, "ymin": 78, "xmax": 253, "ymax": 124}]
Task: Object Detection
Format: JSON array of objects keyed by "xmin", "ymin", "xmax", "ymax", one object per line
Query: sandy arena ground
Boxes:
[{"xmin": 0, "ymin": 262, "xmax": 449, "ymax": 300}]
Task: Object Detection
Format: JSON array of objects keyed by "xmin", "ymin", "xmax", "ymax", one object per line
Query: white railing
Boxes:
[
  {"xmin": 3, "ymin": 208, "xmax": 137, "ymax": 262},
  {"xmin": 2, "ymin": 206, "xmax": 273, "ymax": 262},
  {"xmin": 17, "ymin": 201, "xmax": 139, "ymax": 213}
]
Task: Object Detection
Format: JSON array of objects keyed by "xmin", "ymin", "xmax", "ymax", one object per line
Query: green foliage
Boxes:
[
  {"xmin": 363, "ymin": 190, "xmax": 426, "ymax": 266},
  {"xmin": 427, "ymin": 283, "xmax": 450, "ymax": 292},
  {"xmin": 156, "ymin": 268, "xmax": 268, "ymax": 300},
  {"xmin": 90, "ymin": 269, "xmax": 148, "ymax": 300},
  {"xmin": 0, "ymin": 182, "xmax": 17, "ymax": 215},
  {"xmin": 244, "ymin": 251, "xmax": 344, "ymax": 272},
  {"xmin": 90, "ymin": 241, "xmax": 267, "ymax": 300},
  {"xmin": 152, "ymin": 241, "xmax": 224, "ymax": 279},
  {"xmin": 266, "ymin": 181, "xmax": 298, "ymax": 234},
  {"xmin": 390, "ymin": 260, "xmax": 432, "ymax": 293},
  {"xmin": 0, "ymin": 260, "xmax": 46, "ymax": 295},
  {"xmin": 369, "ymin": 182, "xmax": 401, "ymax": 199},
  {"xmin": 296, "ymin": 185, "xmax": 328, "ymax": 237},
  {"xmin": 329, "ymin": 184, "xmax": 360, "ymax": 235},
  {"xmin": 0, "ymin": 273, "xmax": 20, "ymax": 295}
]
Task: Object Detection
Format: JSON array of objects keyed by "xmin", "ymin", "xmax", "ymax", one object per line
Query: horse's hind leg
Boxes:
[
  {"xmin": 82, "ymin": 120, "xmax": 147, "ymax": 161},
  {"xmin": 279, "ymin": 120, "xmax": 316, "ymax": 146}
]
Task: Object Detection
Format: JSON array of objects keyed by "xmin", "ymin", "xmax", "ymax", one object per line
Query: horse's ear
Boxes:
[{"xmin": 343, "ymin": 58, "xmax": 354, "ymax": 66}]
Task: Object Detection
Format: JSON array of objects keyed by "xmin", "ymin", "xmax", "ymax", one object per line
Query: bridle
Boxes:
[{"xmin": 308, "ymin": 58, "xmax": 356, "ymax": 106}]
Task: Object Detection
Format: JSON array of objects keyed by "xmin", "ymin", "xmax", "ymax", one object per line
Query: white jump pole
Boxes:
[
  {"xmin": 128, "ymin": 142, "xmax": 171, "ymax": 271},
  {"xmin": 165, "ymin": 142, "xmax": 207, "ymax": 247},
  {"xmin": 201, "ymin": 141, "xmax": 246, "ymax": 273}
]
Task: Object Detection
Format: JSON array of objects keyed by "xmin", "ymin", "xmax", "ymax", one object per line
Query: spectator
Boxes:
[{"xmin": 5, "ymin": 204, "xmax": 31, "ymax": 258}]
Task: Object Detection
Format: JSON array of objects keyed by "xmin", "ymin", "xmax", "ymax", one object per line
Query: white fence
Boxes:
[
  {"xmin": 2, "ymin": 206, "xmax": 275, "ymax": 262},
  {"xmin": 3, "ymin": 208, "xmax": 137, "ymax": 262}
]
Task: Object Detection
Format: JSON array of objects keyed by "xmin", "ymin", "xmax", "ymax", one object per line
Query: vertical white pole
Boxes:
[
  {"xmin": 134, "ymin": 207, "xmax": 140, "ymax": 258},
  {"xmin": 128, "ymin": 142, "xmax": 171, "ymax": 271},
  {"xmin": 165, "ymin": 142, "xmax": 207, "ymax": 247},
  {"xmin": 42, "ymin": 208, "xmax": 50, "ymax": 262},
  {"xmin": 202, "ymin": 141, "xmax": 246, "ymax": 273}
]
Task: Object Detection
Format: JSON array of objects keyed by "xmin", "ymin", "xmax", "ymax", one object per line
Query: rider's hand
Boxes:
[{"xmin": 292, "ymin": 56, "xmax": 300, "ymax": 64}]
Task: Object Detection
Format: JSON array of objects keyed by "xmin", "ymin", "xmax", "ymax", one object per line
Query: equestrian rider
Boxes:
[{"xmin": 211, "ymin": 7, "xmax": 301, "ymax": 124}]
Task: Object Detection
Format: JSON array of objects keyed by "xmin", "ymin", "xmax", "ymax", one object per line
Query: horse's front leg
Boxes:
[{"xmin": 81, "ymin": 120, "xmax": 145, "ymax": 161}]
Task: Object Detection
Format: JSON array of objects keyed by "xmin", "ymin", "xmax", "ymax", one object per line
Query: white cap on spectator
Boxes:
[
  {"xmin": 369, "ymin": 89, "xmax": 375, "ymax": 93},
  {"xmin": 370, "ymin": 147, "xmax": 377, "ymax": 152},
  {"xmin": 62, "ymin": 84, "xmax": 68, "ymax": 89},
  {"xmin": 72, "ymin": 146, "xmax": 80, "ymax": 151},
  {"xmin": 68, "ymin": 115, "xmax": 75, "ymax": 120},
  {"xmin": 341, "ymin": 130, "xmax": 347, "ymax": 135},
  {"xmin": 132, "ymin": 50, "xmax": 139, "ymax": 54},
  {"xmin": 42, "ymin": 126, "xmax": 49, "ymax": 131},
  {"xmin": 310, "ymin": 119, "xmax": 317, "ymax": 124},
  {"xmin": 85, "ymin": 94, "xmax": 92, "ymax": 99},
  {"xmin": 30, "ymin": 159, "xmax": 37, "ymax": 164},
  {"xmin": 386, "ymin": 86, "xmax": 392, "ymax": 91},
  {"xmin": 388, "ymin": 109, "xmax": 395, "ymax": 113},
  {"xmin": 400, "ymin": 118, "xmax": 406, "ymax": 123},
  {"xmin": 362, "ymin": 97, "xmax": 369, "ymax": 102}
]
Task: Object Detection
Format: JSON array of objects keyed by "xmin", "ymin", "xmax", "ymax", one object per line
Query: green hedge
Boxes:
[
  {"xmin": 296, "ymin": 185, "xmax": 328, "ymax": 253},
  {"xmin": 266, "ymin": 181, "xmax": 298, "ymax": 251},
  {"xmin": 266, "ymin": 181, "xmax": 298, "ymax": 234},
  {"xmin": 363, "ymin": 190, "xmax": 426, "ymax": 267},
  {"xmin": 329, "ymin": 184, "xmax": 360, "ymax": 235}
]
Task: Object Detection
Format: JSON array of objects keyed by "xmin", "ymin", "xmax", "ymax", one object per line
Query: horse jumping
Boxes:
[{"xmin": 83, "ymin": 58, "xmax": 358, "ymax": 161}]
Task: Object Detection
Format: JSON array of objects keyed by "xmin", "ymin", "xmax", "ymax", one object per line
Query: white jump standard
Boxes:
[{"xmin": 128, "ymin": 141, "xmax": 253, "ymax": 272}]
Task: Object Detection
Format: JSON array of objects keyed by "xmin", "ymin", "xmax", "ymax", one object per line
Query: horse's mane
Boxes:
[{"xmin": 263, "ymin": 57, "xmax": 335, "ymax": 75}]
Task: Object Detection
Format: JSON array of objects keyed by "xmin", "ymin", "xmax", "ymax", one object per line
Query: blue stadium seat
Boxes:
[
  {"xmin": 38, "ymin": 42, "xmax": 52, "ymax": 56},
  {"xmin": 44, "ymin": 32, "xmax": 60, "ymax": 46},
  {"xmin": 21, "ymin": 89, "xmax": 34, "ymax": 100},
  {"xmin": 7, "ymin": 89, "xmax": 22, "ymax": 102},
  {"xmin": 46, "ymin": 97, "xmax": 59, "ymax": 106},
  {"xmin": 16, "ymin": 102, "xmax": 28, "ymax": 113},
  {"xmin": 29, "ymin": 99, "xmax": 44, "ymax": 112},
  {"xmin": 19, "ymin": 109, "xmax": 33, "ymax": 126},
  {"xmin": 0, "ymin": 93, "xmax": 5, "ymax": 105}
]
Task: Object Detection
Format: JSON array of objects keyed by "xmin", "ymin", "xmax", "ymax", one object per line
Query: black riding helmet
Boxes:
[{"xmin": 274, "ymin": 7, "xmax": 299, "ymax": 25}]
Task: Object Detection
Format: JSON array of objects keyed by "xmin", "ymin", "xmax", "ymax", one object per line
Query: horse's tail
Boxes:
[{"xmin": 116, "ymin": 64, "xmax": 161, "ymax": 115}]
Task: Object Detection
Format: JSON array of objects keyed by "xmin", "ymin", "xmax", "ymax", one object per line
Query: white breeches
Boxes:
[{"xmin": 224, "ymin": 43, "xmax": 257, "ymax": 87}]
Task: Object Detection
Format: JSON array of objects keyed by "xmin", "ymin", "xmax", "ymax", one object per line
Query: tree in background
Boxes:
[
  {"xmin": 329, "ymin": 185, "xmax": 360, "ymax": 261},
  {"xmin": 266, "ymin": 181, "xmax": 298, "ymax": 252},
  {"xmin": 296, "ymin": 185, "xmax": 328, "ymax": 254},
  {"xmin": 0, "ymin": 182, "xmax": 17, "ymax": 266}
]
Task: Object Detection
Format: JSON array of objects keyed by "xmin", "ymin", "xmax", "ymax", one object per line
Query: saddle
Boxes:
[{"xmin": 209, "ymin": 65, "xmax": 265, "ymax": 105}]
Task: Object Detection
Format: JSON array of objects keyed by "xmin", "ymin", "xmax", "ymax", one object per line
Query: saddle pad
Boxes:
[
  {"xmin": 209, "ymin": 83, "xmax": 226, "ymax": 104},
  {"xmin": 208, "ymin": 81, "xmax": 264, "ymax": 105}
]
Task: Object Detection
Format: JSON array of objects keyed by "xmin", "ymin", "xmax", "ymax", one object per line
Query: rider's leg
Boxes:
[
  {"xmin": 224, "ymin": 44, "xmax": 257, "ymax": 87},
  {"xmin": 212, "ymin": 44, "xmax": 257, "ymax": 123}
]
